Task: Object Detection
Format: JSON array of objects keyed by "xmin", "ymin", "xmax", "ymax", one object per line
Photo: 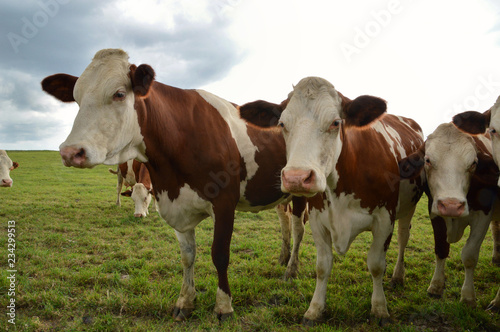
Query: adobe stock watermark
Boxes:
[
  {"xmin": 7, "ymin": 0, "xmax": 72, "ymax": 54},
  {"xmin": 340, "ymin": 0, "xmax": 406, "ymax": 63},
  {"xmin": 444, "ymin": 74, "xmax": 500, "ymax": 120}
]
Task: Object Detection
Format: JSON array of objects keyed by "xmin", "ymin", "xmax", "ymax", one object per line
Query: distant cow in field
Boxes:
[
  {"xmin": 41, "ymin": 48, "xmax": 307, "ymax": 322},
  {"xmin": 400, "ymin": 121, "xmax": 499, "ymax": 309},
  {"xmin": 278, "ymin": 76, "xmax": 424, "ymax": 323},
  {"xmin": 0, "ymin": 150, "xmax": 19, "ymax": 187},
  {"xmin": 450, "ymin": 105, "xmax": 500, "ymax": 312},
  {"xmin": 109, "ymin": 159, "xmax": 153, "ymax": 218}
]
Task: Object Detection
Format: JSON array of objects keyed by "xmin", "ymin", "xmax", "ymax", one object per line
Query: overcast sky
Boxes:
[{"xmin": 2, "ymin": 0, "xmax": 500, "ymax": 150}]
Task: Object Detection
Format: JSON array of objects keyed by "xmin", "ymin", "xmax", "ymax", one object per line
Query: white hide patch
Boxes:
[
  {"xmin": 195, "ymin": 89, "xmax": 259, "ymax": 192},
  {"xmin": 156, "ymin": 184, "xmax": 213, "ymax": 233},
  {"xmin": 372, "ymin": 118, "xmax": 407, "ymax": 160}
]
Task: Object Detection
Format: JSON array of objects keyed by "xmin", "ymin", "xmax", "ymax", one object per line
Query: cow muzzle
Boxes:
[
  {"xmin": 60, "ymin": 146, "xmax": 88, "ymax": 168},
  {"xmin": 436, "ymin": 198, "xmax": 468, "ymax": 218},
  {"xmin": 1, "ymin": 179, "xmax": 13, "ymax": 187},
  {"xmin": 281, "ymin": 168, "xmax": 321, "ymax": 196}
]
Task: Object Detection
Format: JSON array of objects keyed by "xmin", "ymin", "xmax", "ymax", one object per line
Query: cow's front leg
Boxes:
[
  {"xmin": 172, "ymin": 229, "xmax": 197, "ymax": 321},
  {"xmin": 487, "ymin": 288, "xmax": 500, "ymax": 312},
  {"xmin": 285, "ymin": 197, "xmax": 307, "ymax": 279},
  {"xmin": 460, "ymin": 217, "xmax": 490, "ymax": 307},
  {"xmin": 428, "ymin": 216, "xmax": 449, "ymax": 298},
  {"xmin": 367, "ymin": 216, "xmax": 393, "ymax": 319},
  {"xmin": 491, "ymin": 220, "xmax": 500, "ymax": 266},
  {"xmin": 212, "ymin": 207, "xmax": 235, "ymax": 321},
  {"xmin": 303, "ymin": 217, "xmax": 333, "ymax": 325},
  {"xmin": 391, "ymin": 207, "xmax": 414, "ymax": 286}
]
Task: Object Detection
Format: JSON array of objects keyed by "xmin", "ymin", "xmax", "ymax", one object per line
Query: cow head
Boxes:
[
  {"xmin": 41, "ymin": 49, "xmax": 153, "ymax": 168},
  {"xmin": 400, "ymin": 123, "xmax": 497, "ymax": 218},
  {"xmin": 0, "ymin": 150, "xmax": 18, "ymax": 187},
  {"xmin": 453, "ymin": 95, "xmax": 500, "ymax": 186},
  {"xmin": 121, "ymin": 183, "xmax": 152, "ymax": 218},
  {"xmin": 279, "ymin": 76, "xmax": 386, "ymax": 196}
]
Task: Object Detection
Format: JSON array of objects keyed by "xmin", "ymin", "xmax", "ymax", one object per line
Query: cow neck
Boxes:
[{"xmin": 133, "ymin": 83, "xmax": 199, "ymax": 201}]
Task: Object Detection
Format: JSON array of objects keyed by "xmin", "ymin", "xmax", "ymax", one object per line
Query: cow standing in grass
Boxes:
[
  {"xmin": 41, "ymin": 48, "xmax": 307, "ymax": 321},
  {"xmin": 450, "ymin": 105, "xmax": 500, "ymax": 312},
  {"xmin": 0, "ymin": 150, "xmax": 19, "ymax": 187},
  {"xmin": 109, "ymin": 160, "xmax": 153, "ymax": 218},
  {"xmin": 277, "ymin": 76, "xmax": 424, "ymax": 323},
  {"xmin": 400, "ymin": 121, "xmax": 499, "ymax": 310}
]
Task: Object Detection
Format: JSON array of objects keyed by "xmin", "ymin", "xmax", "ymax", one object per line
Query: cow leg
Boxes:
[
  {"xmin": 491, "ymin": 220, "xmax": 500, "ymax": 266},
  {"xmin": 116, "ymin": 168, "xmax": 123, "ymax": 206},
  {"xmin": 460, "ymin": 216, "xmax": 490, "ymax": 307},
  {"xmin": 390, "ymin": 207, "xmax": 415, "ymax": 287},
  {"xmin": 487, "ymin": 288, "xmax": 500, "ymax": 312},
  {"xmin": 284, "ymin": 197, "xmax": 307, "ymax": 280},
  {"xmin": 428, "ymin": 216, "xmax": 449, "ymax": 298},
  {"xmin": 303, "ymin": 217, "xmax": 333, "ymax": 325},
  {"xmin": 173, "ymin": 229, "xmax": 197, "ymax": 321},
  {"xmin": 276, "ymin": 204, "xmax": 291, "ymax": 266},
  {"xmin": 367, "ymin": 216, "xmax": 392, "ymax": 319},
  {"xmin": 212, "ymin": 207, "xmax": 235, "ymax": 321}
]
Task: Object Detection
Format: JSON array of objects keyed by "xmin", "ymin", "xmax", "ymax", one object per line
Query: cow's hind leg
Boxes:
[
  {"xmin": 390, "ymin": 206, "xmax": 415, "ymax": 287},
  {"xmin": 487, "ymin": 288, "xmax": 500, "ymax": 312},
  {"xmin": 173, "ymin": 229, "xmax": 197, "ymax": 321},
  {"xmin": 276, "ymin": 204, "xmax": 291, "ymax": 266},
  {"xmin": 491, "ymin": 220, "xmax": 500, "ymax": 266},
  {"xmin": 212, "ymin": 206, "xmax": 235, "ymax": 321}
]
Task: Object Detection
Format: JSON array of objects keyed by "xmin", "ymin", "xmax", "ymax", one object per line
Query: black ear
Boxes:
[
  {"xmin": 41, "ymin": 74, "xmax": 78, "ymax": 102},
  {"xmin": 343, "ymin": 95, "xmax": 387, "ymax": 127},
  {"xmin": 399, "ymin": 144, "xmax": 426, "ymax": 180},
  {"xmin": 239, "ymin": 100, "xmax": 284, "ymax": 127},
  {"xmin": 130, "ymin": 64, "xmax": 155, "ymax": 97},
  {"xmin": 121, "ymin": 190, "xmax": 132, "ymax": 197},
  {"xmin": 452, "ymin": 110, "xmax": 491, "ymax": 135}
]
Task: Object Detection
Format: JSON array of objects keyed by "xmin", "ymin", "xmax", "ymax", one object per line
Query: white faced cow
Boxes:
[
  {"xmin": 41, "ymin": 48, "xmax": 307, "ymax": 321},
  {"xmin": 0, "ymin": 150, "xmax": 19, "ymax": 187},
  {"xmin": 278, "ymin": 77, "xmax": 424, "ymax": 323},
  {"xmin": 109, "ymin": 160, "xmax": 153, "ymax": 218},
  {"xmin": 400, "ymin": 121, "xmax": 499, "ymax": 309},
  {"xmin": 451, "ymin": 107, "xmax": 500, "ymax": 312}
]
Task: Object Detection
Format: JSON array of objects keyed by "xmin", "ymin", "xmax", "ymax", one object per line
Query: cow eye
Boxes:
[
  {"xmin": 489, "ymin": 127, "xmax": 497, "ymax": 136},
  {"xmin": 470, "ymin": 159, "xmax": 478, "ymax": 170},
  {"xmin": 113, "ymin": 91, "xmax": 126, "ymax": 101},
  {"xmin": 278, "ymin": 122, "xmax": 286, "ymax": 131},
  {"xmin": 328, "ymin": 119, "xmax": 342, "ymax": 131},
  {"xmin": 424, "ymin": 157, "xmax": 431, "ymax": 166}
]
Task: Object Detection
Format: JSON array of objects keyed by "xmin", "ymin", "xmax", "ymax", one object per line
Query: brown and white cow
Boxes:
[
  {"xmin": 450, "ymin": 107, "xmax": 500, "ymax": 312},
  {"xmin": 109, "ymin": 160, "xmax": 153, "ymax": 218},
  {"xmin": 278, "ymin": 76, "xmax": 424, "ymax": 323},
  {"xmin": 400, "ymin": 121, "xmax": 499, "ymax": 309},
  {"xmin": 41, "ymin": 48, "xmax": 307, "ymax": 321},
  {"xmin": 0, "ymin": 150, "xmax": 19, "ymax": 187}
]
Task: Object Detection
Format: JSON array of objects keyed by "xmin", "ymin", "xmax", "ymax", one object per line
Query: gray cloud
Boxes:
[{"xmin": 0, "ymin": 0, "xmax": 243, "ymax": 149}]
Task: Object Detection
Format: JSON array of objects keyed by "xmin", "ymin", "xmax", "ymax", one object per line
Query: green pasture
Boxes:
[{"xmin": 0, "ymin": 151, "xmax": 499, "ymax": 331}]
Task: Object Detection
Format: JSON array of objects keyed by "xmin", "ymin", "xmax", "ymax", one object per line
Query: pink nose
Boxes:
[
  {"xmin": 134, "ymin": 213, "xmax": 145, "ymax": 218},
  {"xmin": 1, "ymin": 179, "xmax": 13, "ymax": 187},
  {"xmin": 60, "ymin": 147, "xmax": 87, "ymax": 168},
  {"xmin": 437, "ymin": 198, "xmax": 466, "ymax": 217},
  {"xmin": 281, "ymin": 169, "xmax": 316, "ymax": 194}
]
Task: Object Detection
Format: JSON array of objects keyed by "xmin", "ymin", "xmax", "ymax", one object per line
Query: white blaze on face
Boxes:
[
  {"xmin": 0, "ymin": 150, "xmax": 14, "ymax": 187},
  {"xmin": 131, "ymin": 183, "xmax": 152, "ymax": 218},
  {"xmin": 279, "ymin": 77, "xmax": 344, "ymax": 195},
  {"xmin": 489, "ymin": 96, "xmax": 500, "ymax": 187},
  {"xmin": 60, "ymin": 49, "xmax": 146, "ymax": 167},
  {"xmin": 424, "ymin": 123, "xmax": 480, "ymax": 217}
]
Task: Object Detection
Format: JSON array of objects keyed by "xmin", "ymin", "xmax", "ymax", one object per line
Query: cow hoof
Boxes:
[
  {"xmin": 283, "ymin": 269, "xmax": 298, "ymax": 280},
  {"xmin": 427, "ymin": 291, "xmax": 442, "ymax": 299},
  {"xmin": 301, "ymin": 317, "xmax": 319, "ymax": 327},
  {"xmin": 217, "ymin": 311, "xmax": 233, "ymax": 322},
  {"xmin": 172, "ymin": 307, "xmax": 193, "ymax": 321},
  {"xmin": 389, "ymin": 278, "xmax": 404, "ymax": 288},
  {"xmin": 460, "ymin": 298, "xmax": 477, "ymax": 308},
  {"xmin": 370, "ymin": 316, "xmax": 392, "ymax": 327},
  {"xmin": 486, "ymin": 302, "xmax": 500, "ymax": 313}
]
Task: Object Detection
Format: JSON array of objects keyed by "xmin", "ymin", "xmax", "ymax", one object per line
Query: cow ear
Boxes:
[
  {"xmin": 41, "ymin": 74, "xmax": 78, "ymax": 102},
  {"xmin": 239, "ymin": 100, "xmax": 284, "ymax": 127},
  {"xmin": 399, "ymin": 143, "xmax": 426, "ymax": 180},
  {"xmin": 10, "ymin": 162, "xmax": 19, "ymax": 170},
  {"xmin": 452, "ymin": 110, "xmax": 491, "ymax": 135},
  {"xmin": 130, "ymin": 64, "xmax": 155, "ymax": 97},
  {"xmin": 121, "ymin": 190, "xmax": 132, "ymax": 197},
  {"xmin": 343, "ymin": 95, "xmax": 387, "ymax": 127}
]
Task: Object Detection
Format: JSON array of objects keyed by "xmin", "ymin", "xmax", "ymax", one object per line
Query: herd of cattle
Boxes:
[{"xmin": 3, "ymin": 48, "xmax": 500, "ymax": 324}]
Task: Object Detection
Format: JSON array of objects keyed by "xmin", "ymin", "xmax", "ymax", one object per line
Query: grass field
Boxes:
[{"xmin": 1, "ymin": 151, "xmax": 499, "ymax": 331}]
